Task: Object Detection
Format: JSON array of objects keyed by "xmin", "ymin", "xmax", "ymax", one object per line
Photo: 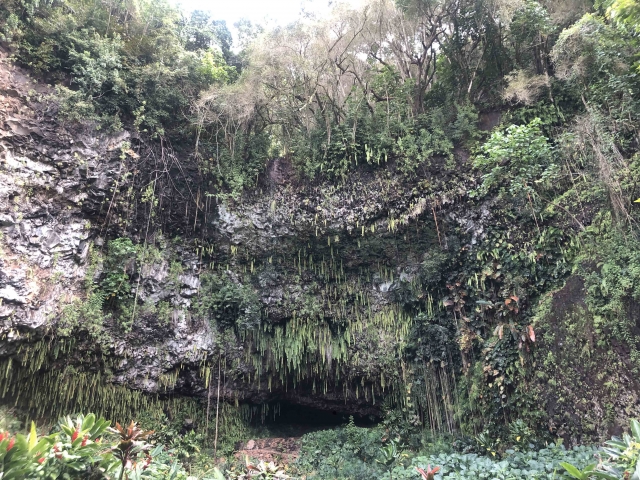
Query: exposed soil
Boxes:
[{"xmin": 235, "ymin": 437, "xmax": 301, "ymax": 463}]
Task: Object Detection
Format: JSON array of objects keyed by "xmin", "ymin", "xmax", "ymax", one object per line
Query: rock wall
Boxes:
[
  {"xmin": 0, "ymin": 49, "xmax": 466, "ymax": 419},
  {"xmin": 0, "ymin": 50, "xmax": 213, "ymax": 404},
  {"xmin": 3, "ymin": 48, "xmax": 639, "ymax": 443}
]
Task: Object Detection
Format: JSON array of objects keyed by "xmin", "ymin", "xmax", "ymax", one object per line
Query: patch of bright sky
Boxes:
[{"xmin": 172, "ymin": 0, "xmax": 365, "ymax": 42}]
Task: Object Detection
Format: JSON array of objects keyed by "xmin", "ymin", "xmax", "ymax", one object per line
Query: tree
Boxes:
[
  {"xmin": 601, "ymin": 0, "xmax": 640, "ymax": 31},
  {"xmin": 437, "ymin": 0, "xmax": 512, "ymax": 102},
  {"xmin": 182, "ymin": 12, "xmax": 234, "ymax": 59},
  {"xmin": 365, "ymin": 0, "xmax": 456, "ymax": 114}
]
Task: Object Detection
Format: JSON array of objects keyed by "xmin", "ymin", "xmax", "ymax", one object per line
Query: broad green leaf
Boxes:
[
  {"xmin": 592, "ymin": 472, "xmax": 622, "ymax": 480},
  {"xmin": 631, "ymin": 419, "xmax": 640, "ymax": 442},
  {"xmin": 90, "ymin": 419, "xmax": 111, "ymax": 439},
  {"xmin": 33, "ymin": 437, "xmax": 53, "ymax": 455},
  {"xmin": 561, "ymin": 462, "xmax": 586, "ymax": 479},
  {"xmin": 605, "ymin": 439, "xmax": 627, "ymax": 449},
  {"xmin": 13, "ymin": 435, "xmax": 28, "ymax": 452},
  {"xmin": 82, "ymin": 413, "xmax": 96, "ymax": 432},
  {"xmin": 3, "ymin": 465, "xmax": 30, "ymax": 480}
]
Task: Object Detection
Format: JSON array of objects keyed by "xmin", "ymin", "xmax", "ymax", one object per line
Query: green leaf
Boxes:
[
  {"xmin": 82, "ymin": 413, "xmax": 96, "ymax": 432},
  {"xmin": 561, "ymin": 462, "xmax": 587, "ymax": 479},
  {"xmin": 61, "ymin": 424, "xmax": 74, "ymax": 436},
  {"xmin": 3, "ymin": 465, "xmax": 31, "ymax": 480},
  {"xmin": 631, "ymin": 419, "xmax": 640, "ymax": 442},
  {"xmin": 90, "ymin": 418, "xmax": 110, "ymax": 439},
  {"xmin": 605, "ymin": 439, "xmax": 627, "ymax": 449},
  {"xmin": 33, "ymin": 437, "xmax": 53, "ymax": 455},
  {"xmin": 28, "ymin": 421, "xmax": 37, "ymax": 451},
  {"xmin": 592, "ymin": 472, "xmax": 621, "ymax": 480}
]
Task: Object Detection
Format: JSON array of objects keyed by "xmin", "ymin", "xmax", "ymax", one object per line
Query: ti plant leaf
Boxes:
[{"xmin": 561, "ymin": 462, "xmax": 596, "ymax": 479}]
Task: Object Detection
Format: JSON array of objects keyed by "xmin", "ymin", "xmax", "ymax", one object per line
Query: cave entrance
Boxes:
[{"xmin": 247, "ymin": 402, "xmax": 379, "ymax": 438}]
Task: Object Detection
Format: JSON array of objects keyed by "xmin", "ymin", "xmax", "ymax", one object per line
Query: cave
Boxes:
[
  {"xmin": 246, "ymin": 401, "xmax": 380, "ymax": 437},
  {"xmin": 3, "ymin": 0, "xmax": 640, "ymax": 477}
]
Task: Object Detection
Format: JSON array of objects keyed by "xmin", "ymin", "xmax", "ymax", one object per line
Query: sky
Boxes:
[{"xmin": 172, "ymin": 0, "xmax": 362, "ymax": 36}]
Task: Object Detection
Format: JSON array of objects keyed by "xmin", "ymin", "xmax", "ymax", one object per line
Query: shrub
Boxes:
[
  {"xmin": 472, "ymin": 118, "xmax": 558, "ymax": 202},
  {"xmin": 562, "ymin": 418, "xmax": 640, "ymax": 479},
  {"xmin": 381, "ymin": 445, "xmax": 598, "ymax": 480},
  {"xmin": 101, "ymin": 238, "xmax": 138, "ymax": 302},
  {"xmin": 294, "ymin": 420, "xmax": 387, "ymax": 479},
  {"xmin": 0, "ymin": 413, "xmax": 195, "ymax": 479},
  {"xmin": 294, "ymin": 421, "xmax": 601, "ymax": 480}
]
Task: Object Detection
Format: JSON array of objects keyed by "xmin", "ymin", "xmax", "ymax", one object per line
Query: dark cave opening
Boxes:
[{"xmin": 247, "ymin": 402, "xmax": 380, "ymax": 437}]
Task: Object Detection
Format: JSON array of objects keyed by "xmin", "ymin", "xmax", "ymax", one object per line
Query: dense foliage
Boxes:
[
  {"xmin": 0, "ymin": 411, "xmax": 195, "ymax": 479},
  {"xmin": 0, "ymin": 0, "xmax": 235, "ymax": 137},
  {"xmin": 5, "ymin": 406, "xmax": 640, "ymax": 479},
  {"xmin": 291, "ymin": 418, "xmax": 607, "ymax": 480},
  {"xmin": 2, "ymin": 0, "xmax": 640, "ymax": 476}
]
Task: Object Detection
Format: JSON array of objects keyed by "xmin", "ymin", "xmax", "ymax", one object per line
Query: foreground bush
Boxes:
[
  {"xmin": 560, "ymin": 419, "xmax": 640, "ymax": 480},
  {"xmin": 0, "ymin": 413, "xmax": 195, "ymax": 479},
  {"xmin": 293, "ymin": 420, "xmax": 600, "ymax": 480},
  {"xmin": 382, "ymin": 446, "xmax": 597, "ymax": 480},
  {"xmin": 294, "ymin": 419, "xmax": 386, "ymax": 479}
]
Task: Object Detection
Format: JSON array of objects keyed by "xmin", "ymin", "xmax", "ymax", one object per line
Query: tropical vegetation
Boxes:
[{"xmin": 2, "ymin": 0, "xmax": 640, "ymax": 477}]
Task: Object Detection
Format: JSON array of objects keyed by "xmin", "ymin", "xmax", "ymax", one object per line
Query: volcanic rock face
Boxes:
[
  {"xmin": 0, "ymin": 49, "xmax": 475, "ymax": 417},
  {"xmin": 0, "ymin": 50, "xmax": 214, "ymax": 398},
  {"xmin": 0, "ymin": 54, "xmax": 92, "ymax": 341},
  {"xmin": 2, "ymin": 45, "xmax": 639, "ymax": 444}
]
